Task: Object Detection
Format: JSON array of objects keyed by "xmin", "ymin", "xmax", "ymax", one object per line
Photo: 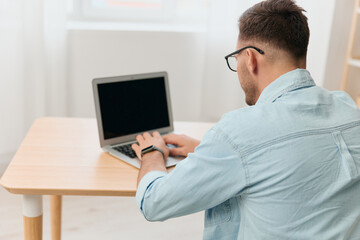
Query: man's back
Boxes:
[
  {"xmin": 211, "ymin": 69, "xmax": 360, "ymax": 239},
  {"xmin": 135, "ymin": 69, "xmax": 360, "ymax": 240}
]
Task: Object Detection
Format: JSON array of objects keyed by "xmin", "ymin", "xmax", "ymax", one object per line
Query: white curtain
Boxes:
[
  {"xmin": 0, "ymin": 0, "xmax": 67, "ymax": 159},
  {"xmin": 200, "ymin": 0, "xmax": 261, "ymax": 122}
]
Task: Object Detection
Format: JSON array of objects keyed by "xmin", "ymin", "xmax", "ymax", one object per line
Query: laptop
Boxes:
[{"xmin": 92, "ymin": 71, "xmax": 182, "ymax": 168}]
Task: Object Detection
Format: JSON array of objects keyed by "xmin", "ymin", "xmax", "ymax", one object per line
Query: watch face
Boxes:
[
  {"xmin": 141, "ymin": 145, "xmax": 164, "ymax": 159},
  {"xmin": 141, "ymin": 145, "xmax": 155, "ymax": 154}
]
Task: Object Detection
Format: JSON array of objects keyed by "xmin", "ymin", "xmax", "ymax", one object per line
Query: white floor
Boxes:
[{"xmin": 0, "ymin": 158, "xmax": 204, "ymax": 240}]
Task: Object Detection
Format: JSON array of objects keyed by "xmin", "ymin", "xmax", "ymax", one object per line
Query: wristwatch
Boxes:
[{"xmin": 141, "ymin": 145, "xmax": 165, "ymax": 159}]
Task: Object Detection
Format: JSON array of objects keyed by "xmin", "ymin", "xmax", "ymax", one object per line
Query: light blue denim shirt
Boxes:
[{"xmin": 136, "ymin": 69, "xmax": 360, "ymax": 240}]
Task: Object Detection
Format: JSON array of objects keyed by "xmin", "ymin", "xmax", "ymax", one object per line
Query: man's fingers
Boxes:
[
  {"xmin": 169, "ymin": 147, "xmax": 186, "ymax": 157},
  {"xmin": 152, "ymin": 131, "xmax": 161, "ymax": 138},
  {"xmin": 143, "ymin": 132, "xmax": 151, "ymax": 140},
  {"xmin": 136, "ymin": 134, "xmax": 144, "ymax": 143},
  {"xmin": 131, "ymin": 143, "xmax": 139, "ymax": 151},
  {"xmin": 131, "ymin": 143, "xmax": 142, "ymax": 159},
  {"xmin": 163, "ymin": 134, "xmax": 181, "ymax": 145}
]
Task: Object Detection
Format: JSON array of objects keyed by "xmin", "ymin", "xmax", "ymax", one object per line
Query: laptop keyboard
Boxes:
[{"xmin": 113, "ymin": 144, "xmax": 137, "ymax": 158}]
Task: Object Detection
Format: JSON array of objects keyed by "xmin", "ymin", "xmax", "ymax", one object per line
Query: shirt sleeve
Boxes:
[{"xmin": 135, "ymin": 125, "xmax": 248, "ymax": 221}]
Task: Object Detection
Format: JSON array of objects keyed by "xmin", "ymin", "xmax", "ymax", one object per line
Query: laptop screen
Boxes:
[{"xmin": 97, "ymin": 77, "xmax": 170, "ymax": 140}]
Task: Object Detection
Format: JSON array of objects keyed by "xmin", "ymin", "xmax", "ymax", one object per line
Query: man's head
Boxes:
[{"xmin": 235, "ymin": 0, "xmax": 309, "ymax": 105}]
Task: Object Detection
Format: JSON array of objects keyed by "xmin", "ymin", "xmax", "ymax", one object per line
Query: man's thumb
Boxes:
[{"xmin": 169, "ymin": 147, "xmax": 186, "ymax": 157}]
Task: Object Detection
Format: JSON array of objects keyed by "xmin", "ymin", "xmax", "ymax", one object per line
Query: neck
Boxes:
[{"xmin": 256, "ymin": 64, "xmax": 304, "ymax": 102}]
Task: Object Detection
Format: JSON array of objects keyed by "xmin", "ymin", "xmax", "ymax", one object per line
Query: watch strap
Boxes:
[{"xmin": 141, "ymin": 145, "xmax": 165, "ymax": 159}]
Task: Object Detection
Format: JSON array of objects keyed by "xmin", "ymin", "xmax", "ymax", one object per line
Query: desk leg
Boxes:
[
  {"xmin": 23, "ymin": 195, "xmax": 43, "ymax": 240},
  {"xmin": 50, "ymin": 195, "xmax": 62, "ymax": 240}
]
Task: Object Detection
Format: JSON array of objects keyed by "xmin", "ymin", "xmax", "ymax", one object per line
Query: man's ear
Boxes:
[{"xmin": 246, "ymin": 49, "xmax": 257, "ymax": 74}]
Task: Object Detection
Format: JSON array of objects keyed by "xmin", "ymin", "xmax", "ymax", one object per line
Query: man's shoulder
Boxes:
[
  {"xmin": 213, "ymin": 88, "xmax": 360, "ymax": 156},
  {"xmin": 217, "ymin": 104, "xmax": 276, "ymax": 130},
  {"xmin": 217, "ymin": 106, "xmax": 261, "ymax": 128},
  {"xmin": 213, "ymin": 105, "xmax": 277, "ymax": 152}
]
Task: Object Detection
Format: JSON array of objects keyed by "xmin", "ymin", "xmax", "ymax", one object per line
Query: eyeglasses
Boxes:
[{"xmin": 224, "ymin": 46, "xmax": 265, "ymax": 72}]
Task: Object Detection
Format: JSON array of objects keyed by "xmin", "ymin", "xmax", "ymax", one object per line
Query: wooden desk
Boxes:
[{"xmin": 0, "ymin": 118, "xmax": 214, "ymax": 240}]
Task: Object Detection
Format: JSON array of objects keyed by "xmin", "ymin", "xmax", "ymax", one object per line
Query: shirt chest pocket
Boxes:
[{"xmin": 205, "ymin": 199, "xmax": 232, "ymax": 226}]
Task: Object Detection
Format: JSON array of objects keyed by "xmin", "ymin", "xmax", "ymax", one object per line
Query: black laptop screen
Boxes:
[{"xmin": 98, "ymin": 77, "xmax": 170, "ymax": 140}]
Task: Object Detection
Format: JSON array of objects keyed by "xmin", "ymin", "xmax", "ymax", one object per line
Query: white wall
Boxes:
[
  {"xmin": 299, "ymin": 0, "xmax": 336, "ymax": 86},
  {"xmin": 67, "ymin": 30, "xmax": 207, "ymax": 121}
]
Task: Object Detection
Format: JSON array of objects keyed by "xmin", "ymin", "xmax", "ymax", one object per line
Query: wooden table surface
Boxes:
[{"xmin": 0, "ymin": 118, "xmax": 214, "ymax": 197}]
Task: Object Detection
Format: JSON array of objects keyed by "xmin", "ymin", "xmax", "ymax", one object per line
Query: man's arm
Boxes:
[
  {"xmin": 133, "ymin": 126, "xmax": 247, "ymax": 221},
  {"xmin": 163, "ymin": 134, "xmax": 200, "ymax": 157},
  {"xmin": 131, "ymin": 131, "xmax": 169, "ymax": 186}
]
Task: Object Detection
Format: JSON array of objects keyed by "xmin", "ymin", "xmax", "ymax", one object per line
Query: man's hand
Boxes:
[
  {"xmin": 132, "ymin": 131, "xmax": 169, "ymax": 186},
  {"xmin": 163, "ymin": 134, "xmax": 200, "ymax": 157},
  {"xmin": 132, "ymin": 131, "xmax": 169, "ymax": 161}
]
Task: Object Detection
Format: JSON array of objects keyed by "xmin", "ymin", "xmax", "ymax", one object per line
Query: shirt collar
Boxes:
[{"xmin": 256, "ymin": 69, "xmax": 316, "ymax": 105}]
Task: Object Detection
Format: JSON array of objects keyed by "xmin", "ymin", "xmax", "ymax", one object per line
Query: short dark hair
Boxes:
[{"xmin": 239, "ymin": 0, "xmax": 309, "ymax": 59}]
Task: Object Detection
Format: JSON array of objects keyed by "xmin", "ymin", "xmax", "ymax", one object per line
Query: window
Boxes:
[{"xmin": 67, "ymin": 0, "xmax": 209, "ymax": 31}]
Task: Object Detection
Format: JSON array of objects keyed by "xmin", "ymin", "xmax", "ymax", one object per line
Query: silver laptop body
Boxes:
[{"xmin": 92, "ymin": 71, "xmax": 182, "ymax": 168}]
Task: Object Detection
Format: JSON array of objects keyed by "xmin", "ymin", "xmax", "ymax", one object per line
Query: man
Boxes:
[{"xmin": 132, "ymin": 0, "xmax": 360, "ymax": 239}]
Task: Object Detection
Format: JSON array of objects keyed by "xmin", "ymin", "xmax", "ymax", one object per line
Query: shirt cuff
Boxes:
[{"xmin": 135, "ymin": 171, "xmax": 167, "ymax": 210}]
